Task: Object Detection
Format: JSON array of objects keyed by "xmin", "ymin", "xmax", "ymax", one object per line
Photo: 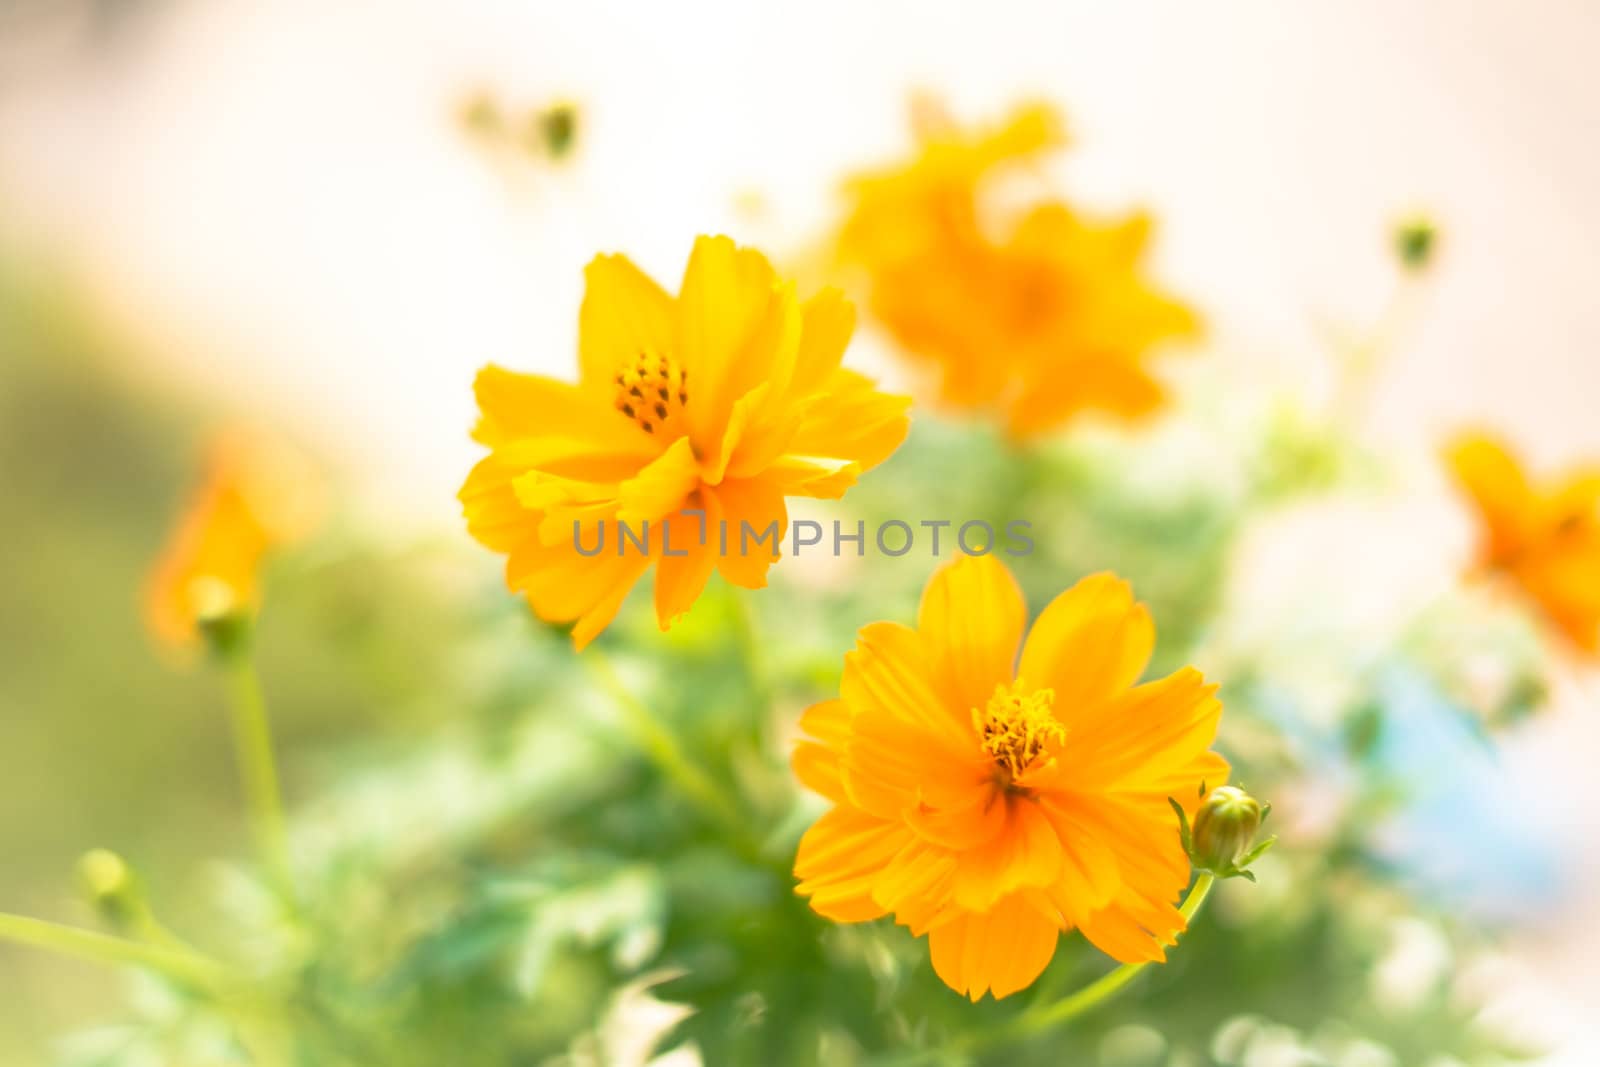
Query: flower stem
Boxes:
[
  {"xmin": 222, "ymin": 653, "xmax": 296, "ymax": 907},
  {"xmin": 1000, "ymin": 873, "xmax": 1215, "ymax": 1043},
  {"xmin": 0, "ymin": 912, "xmax": 229, "ymax": 990},
  {"xmin": 730, "ymin": 589, "xmax": 773, "ymax": 710},
  {"xmin": 1331, "ymin": 272, "xmax": 1426, "ymax": 428},
  {"xmin": 585, "ymin": 649, "xmax": 748, "ymax": 840}
]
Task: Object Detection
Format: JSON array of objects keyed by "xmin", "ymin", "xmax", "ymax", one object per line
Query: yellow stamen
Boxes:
[
  {"xmin": 972, "ymin": 680, "xmax": 1063, "ymax": 781},
  {"xmin": 614, "ymin": 350, "xmax": 688, "ymax": 435}
]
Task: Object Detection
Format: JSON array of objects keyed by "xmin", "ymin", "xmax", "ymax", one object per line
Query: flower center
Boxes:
[
  {"xmin": 972, "ymin": 680, "xmax": 1063, "ymax": 781},
  {"xmin": 614, "ymin": 350, "xmax": 688, "ymax": 435}
]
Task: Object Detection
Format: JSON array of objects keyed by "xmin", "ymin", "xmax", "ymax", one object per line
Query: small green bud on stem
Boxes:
[
  {"xmin": 76, "ymin": 849, "xmax": 144, "ymax": 929},
  {"xmin": 1171, "ymin": 784, "xmax": 1277, "ymax": 881},
  {"xmin": 1394, "ymin": 216, "xmax": 1438, "ymax": 272},
  {"xmin": 191, "ymin": 576, "xmax": 252, "ymax": 661},
  {"xmin": 535, "ymin": 102, "xmax": 579, "ymax": 159}
]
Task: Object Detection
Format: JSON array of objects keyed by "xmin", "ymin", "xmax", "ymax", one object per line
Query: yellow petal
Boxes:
[
  {"xmin": 1008, "ymin": 360, "xmax": 1166, "ymax": 439},
  {"xmin": 1060, "ymin": 795, "xmax": 1193, "ymax": 963},
  {"xmin": 722, "ymin": 399, "xmax": 807, "ymax": 482},
  {"xmin": 459, "ymin": 454, "xmax": 534, "ymax": 553},
  {"xmin": 1545, "ymin": 468, "xmax": 1600, "ymax": 529},
  {"xmin": 903, "ymin": 791, "xmax": 1009, "ymax": 851},
  {"xmin": 841, "ymin": 622, "xmax": 974, "ymax": 757},
  {"xmin": 1513, "ymin": 533, "xmax": 1600, "ymax": 651},
  {"xmin": 702, "ymin": 383, "xmax": 775, "ymax": 485},
  {"xmin": 1445, "ymin": 432, "xmax": 1533, "ymax": 558},
  {"xmin": 872, "ymin": 838, "xmax": 958, "ymax": 935},
  {"xmin": 843, "ymin": 711, "xmax": 987, "ymax": 821},
  {"xmin": 570, "ymin": 580, "xmax": 637, "ymax": 652},
  {"xmin": 512, "ymin": 469, "xmax": 616, "ymax": 513},
  {"xmin": 947, "ymin": 797, "xmax": 1063, "ymax": 913},
  {"xmin": 1155, "ymin": 751, "xmax": 1233, "ymax": 816},
  {"xmin": 617, "ymin": 436, "xmax": 700, "ymax": 524},
  {"xmin": 788, "ymin": 368, "xmax": 912, "ymax": 474},
  {"xmin": 708, "ymin": 475, "xmax": 787, "ymax": 590},
  {"xmin": 143, "ymin": 474, "xmax": 273, "ymax": 648},
  {"xmin": 1076, "ymin": 891, "xmax": 1184, "ymax": 964},
  {"xmin": 788, "ymin": 287, "xmax": 857, "ymax": 398},
  {"xmin": 578, "ymin": 253, "xmax": 676, "ymax": 390},
  {"xmin": 1035, "ymin": 795, "xmax": 1122, "ymax": 923},
  {"xmin": 675, "ymin": 236, "xmax": 799, "ymax": 457},
  {"xmin": 652, "ymin": 490, "xmax": 720, "ymax": 629},
  {"xmin": 794, "ymin": 806, "xmax": 908, "ymax": 923},
  {"xmin": 472, "ymin": 365, "xmax": 649, "ymax": 453},
  {"xmin": 792, "ymin": 698, "xmax": 852, "ymax": 802},
  {"xmin": 1056, "ymin": 668, "xmax": 1222, "ymax": 793},
  {"xmin": 760, "ymin": 457, "xmax": 862, "ymax": 501},
  {"xmin": 487, "ymin": 434, "xmax": 652, "ymax": 485},
  {"xmin": 506, "ymin": 536, "xmax": 650, "ymax": 649},
  {"xmin": 927, "ymin": 894, "xmax": 1060, "ymax": 1001},
  {"xmin": 1017, "ymin": 572, "xmax": 1153, "ymax": 716},
  {"xmin": 917, "ymin": 554, "xmax": 1027, "ymax": 716},
  {"xmin": 793, "ymin": 743, "xmax": 846, "ymax": 802},
  {"xmin": 798, "ymin": 697, "xmax": 853, "ymax": 748}
]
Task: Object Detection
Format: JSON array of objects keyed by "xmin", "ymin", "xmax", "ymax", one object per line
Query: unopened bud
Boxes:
[
  {"xmin": 1394, "ymin": 216, "xmax": 1437, "ymax": 272},
  {"xmin": 535, "ymin": 102, "xmax": 579, "ymax": 159},
  {"xmin": 1193, "ymin": 786, "xmax": 1262, "ymax": 867},
  {"xmin": 190, "ymin": 575, "xmax": 252, "ymax": 659},
  {"xmin": 77, "ymin": 849, "xmax": 143, "ymax": 928},
  {"xmin": 1172, "ymin": 784, "xmax": 1276, "ymax": 881}
]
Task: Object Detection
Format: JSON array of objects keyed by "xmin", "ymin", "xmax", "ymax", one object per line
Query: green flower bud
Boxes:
[
  {"xmin": 1192, "ymin": 786, "xmax": 1262, "ymax": 868},
  {"xmin": 1171, "ymin": 785, "xmax": 1276, "ymax": 881},
  {"xmin": 77, "ymin": 848, "xmax": 143, "ymax": 928},
  {"xmin": 1394, "ymin": 216, "xmax": 1438, "ymax": 272},
  {"xmin": 535, "ymin": 102, "xmax": 579, "ymax": 160},
  {"xmin": 191, "ymin": 576, "xmax": 252, "ymax": 660}
]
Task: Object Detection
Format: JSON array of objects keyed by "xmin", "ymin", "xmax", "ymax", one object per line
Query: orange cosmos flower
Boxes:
[
  {"xmin": 837, "ymin": 99, "xmax": 1197, "ymax": 440},
  {"xmin": 792, "ymin": 555, "xmax": 1227, "ymax": 1001},
  {"xmin": 1447, "ymin": 432, "xmax": 1600, "ymax": 653},
  {"xmin": 460, "ymin": 235, "xmax": 911, "ymax": 649},
  {"xmin": 145, "ymin": 430, "xmax": 322, "ymax": 649}
]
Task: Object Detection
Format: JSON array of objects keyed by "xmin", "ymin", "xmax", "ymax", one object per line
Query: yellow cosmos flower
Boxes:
[
  {"xmin": 145, "ymin": 430, "xmax": 321, "ymax": 649},
  {"xmin": 460, "ymin": 235, "xmax": 911, "ymax": 649},
  {"xmin": 792, "ymin": 555, "xmax": 1227, "ymax": 1001},
  {"xmin": 1447, "ymin": 432, "xmax": 1600, "ymax": 653},
  {"xmin": 837, "ymin": 99, "xmax": 1197, "ymax": 440}
]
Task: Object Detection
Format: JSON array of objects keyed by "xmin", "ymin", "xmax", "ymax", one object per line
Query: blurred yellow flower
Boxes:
[
  {"xmin": 1447, "ymin": 432, "xmax": 1600, "ymax": 653},
  {"xmin": 144, "ymin": 430, "xmax": 322, "ymax": 649},
  {"xmin": 460, "ymin": 235, "xmax": 911, "ymax": 649},
  {"xmin": 837, "ymin": 99, "xmax": 1198, "ymax": 439},
  {"xmin": 792, "ymin": 555, "xmax": 1227, "ymax": 1000}
]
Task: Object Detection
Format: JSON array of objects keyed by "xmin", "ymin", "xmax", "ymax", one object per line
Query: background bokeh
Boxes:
[{"xmin": 3, "ymin": 1, "xmax": 1599, "ymax": 1064}]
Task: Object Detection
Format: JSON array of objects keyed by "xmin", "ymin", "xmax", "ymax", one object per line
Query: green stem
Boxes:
[
  {"xmin": 730, "ymin": 589, "xmax": 774, "ymax": 710},
  {"xmin": 138, "ymin": 912, "xmax": 200, "ymax": 955},
  {"xmin": 223, "ymin": 653, "xmax": 296, "ymax": 907},
  {"xmin": 584, "ymin": 649, "xmax": 749, "ymax": 840},
  {"xmin": 0, "ymin": 912, "xmax": 229, "ymax": 990},
  {"xmin": 1000, "ymin": 873, "xmax": 1215, "ymax": 1044},
  {"xmin": 1331, "ymin": 273, "xmax": 1425, "ymax": 427}
]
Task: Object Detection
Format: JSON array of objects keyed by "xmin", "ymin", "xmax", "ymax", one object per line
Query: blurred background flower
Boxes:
[
  {"xmin": 834, "ymin": 98, "xmax": 1197, "ymax": 437},
  {"xmin": 1446, "ymin": 432, "xmax": 1600, "ymax": 655},
  {"xmin": 144, "ymin": 428, "xmax": 322, "ymax": 650}
]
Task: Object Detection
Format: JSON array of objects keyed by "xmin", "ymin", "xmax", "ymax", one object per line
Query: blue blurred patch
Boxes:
[
  {"xmin": 1367, "ymin": 665, "xmax": 1560, "ymax": 920},
  {"xmin": 1261, "ymin": 663, "xmax": 1563, "ymax": 922}
]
